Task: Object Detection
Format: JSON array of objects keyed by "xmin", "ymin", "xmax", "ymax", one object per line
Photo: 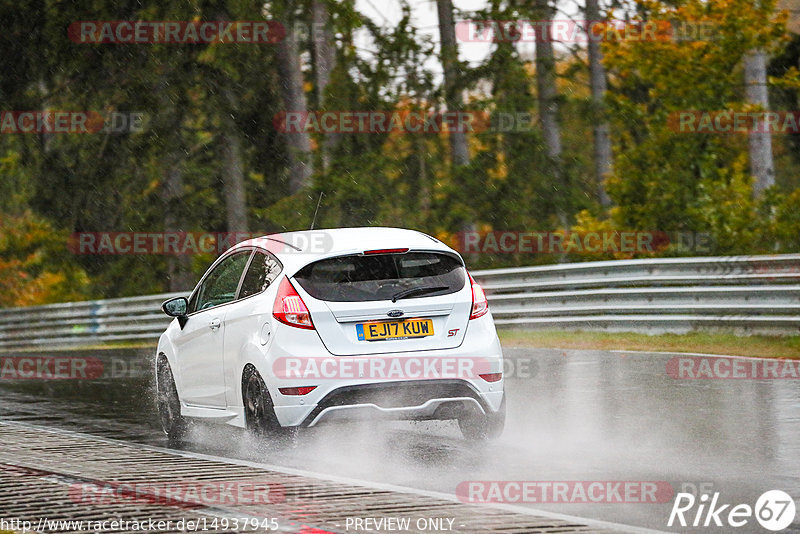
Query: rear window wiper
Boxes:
[{"xmin": 391, "ymin": 286, "xmax": 449, "ymax": 303}]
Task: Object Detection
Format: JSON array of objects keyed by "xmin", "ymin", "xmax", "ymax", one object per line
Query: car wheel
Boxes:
[
  {"xmin": 458, "ymin": 395, "xmax": 505, "ymax": 441},
  {"xmin": 157, "ymin": 358, "xmax": 187, "ymax": 445},
  {"xmin": 243, "ymin": 367, "xmax": 286, "ymax": 439}
]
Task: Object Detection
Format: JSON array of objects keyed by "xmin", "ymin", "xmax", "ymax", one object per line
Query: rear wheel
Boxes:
[
  {"xmin": 156, "ymin": 358, "xmax": 187, "ymax": 445},
  {"xmin": 243, "ymin": 366, "xmax": 291, "ymax": 440},
  {"xmin": 458, "ymin": 395, "xmax": 505, "ymax": 441}
]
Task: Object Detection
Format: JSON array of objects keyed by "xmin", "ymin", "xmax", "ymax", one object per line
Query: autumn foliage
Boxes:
[{"xmin": 0, "ymin": 213, "xmax": 88, "ymax": 307}]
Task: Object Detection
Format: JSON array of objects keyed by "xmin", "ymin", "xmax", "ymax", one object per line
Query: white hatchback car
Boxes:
[{"xmin": 156, "ymin": 227, "xmax": 505, "ymax": 443}]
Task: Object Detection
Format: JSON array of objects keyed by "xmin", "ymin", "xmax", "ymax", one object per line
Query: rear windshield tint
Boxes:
[{"xmin": 293, "ymin": 252, "xmax": 466, "ymax": 302}]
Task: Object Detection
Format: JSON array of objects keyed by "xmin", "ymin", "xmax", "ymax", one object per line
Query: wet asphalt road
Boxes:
[{"xmin": 0, "ymin": 346, "xmax": 798, "ymax": 533}]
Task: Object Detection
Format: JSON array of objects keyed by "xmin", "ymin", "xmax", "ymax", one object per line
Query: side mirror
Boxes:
[
  {"xmin": 162, "ymin": 297, "xmax": 188, "ymax": 317},
  {"xmin": 161, "ymin": 297, "xmax": 189, "ymax": 329}
]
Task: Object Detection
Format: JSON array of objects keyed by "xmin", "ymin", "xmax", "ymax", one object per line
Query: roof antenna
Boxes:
[{"xmin": 310, "ymin": 191, "xmax": 324, "ymax": 230}]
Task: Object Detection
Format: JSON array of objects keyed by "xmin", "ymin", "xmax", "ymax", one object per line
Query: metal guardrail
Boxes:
[
  {"xmin": 0, "ymin": 292, "xmax": 181, "ymax": 349},
  {"xmin": 472, "ymin": 254, "xmax": 800, "ymax": 336},
  {"xmin": 0, "ymin": 254, "xmax": 798, "ymax": 350}
]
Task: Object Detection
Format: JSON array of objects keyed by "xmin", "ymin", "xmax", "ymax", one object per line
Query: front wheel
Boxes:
[
  {"xmin": 157, "ymin": 359, "xmax": 187, "ymax": 445},
  {"xmin": 458, "ymin": 395, "xmax": 505, "ymax": 441}
]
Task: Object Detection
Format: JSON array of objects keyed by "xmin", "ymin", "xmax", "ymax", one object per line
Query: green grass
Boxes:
[
  {"xmin": 73, "ymin": 340, "xmax": 157, "ymax": 351},
  {"xmin": 2, "ymin": 340, "xmax": 157, "ymax": 353},
  {"xmin": 498, "ymin": 329, "xmax": 800, "ymax": 360},
  {"xmin": 4, "ymin": 330, "xmax": 799, "ymax": 360}
]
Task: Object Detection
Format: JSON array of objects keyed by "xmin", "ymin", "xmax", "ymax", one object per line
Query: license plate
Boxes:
[{"xmin": 356, "ymin": 318, "xmax": 434, "ymax": 341}]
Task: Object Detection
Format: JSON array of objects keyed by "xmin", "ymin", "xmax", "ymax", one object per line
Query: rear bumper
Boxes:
[
  {"xmin": 273, "ymin": 377, "xmax": 504, "ymax": 427},
  {"xmin": 268, "ymin": 312, "xmax": 504, "ymax": 427},
  {"xmin": 298, "ymin": 380, "xmax": 500, "ymax": 427}
]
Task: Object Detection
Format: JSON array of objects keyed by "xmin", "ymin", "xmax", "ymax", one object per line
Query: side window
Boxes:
[
  {"xmin": 194, "ymin": 251, "xmax": 251, "ymax": 312},
  {"xmin": 239, "ymin": 252, "xmax": 282, "ymax": 299}
]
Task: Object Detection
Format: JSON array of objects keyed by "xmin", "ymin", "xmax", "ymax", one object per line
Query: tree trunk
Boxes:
[
  {"xmin": 312, "ymin": 0, "xmax": 338, "ymax": 173},
  {"xmin": 312, "ymin": 0, "xmax": 334, "ymax": 105},
  {"xmin": 586, "ymin": 0, "xmax": 612, "ymax": 207},
  {"xmin": 534, "ymin": 0, "xmax": 567, "ymax": 227},
  {"xmin": 417, "ymin": 136, "xmax": 430, "ymax": 224},
  {"xmin": 744, "ymin": 49, "xmax": 775, "ymax": 197},
  {"xmin": 220, "ymin": 87, "xmax": 248, "ymax": 233},
  {"xmin": 436, "ymin": 0, "xmax": 470, "ymax": 167},
  {"xmin": 221, "ymin": 127, "xmax": 248, "ymax": 233},
  {"xmin": 162, "ymin": 158, "xmax": 194, "ymax": 292},
  {"xmin": 276, "ymin": 17, "xmax": 313, "ymax": 193},
  {"xmin": 156, "ymin": 73, "xmax": 193, "ymax": 292}
]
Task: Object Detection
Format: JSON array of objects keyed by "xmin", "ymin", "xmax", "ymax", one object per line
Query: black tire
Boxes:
[
  {"xmin": 242, "ymin": 366, "xmax": 289, "ymax": 439},
  {"xmin": 458, "ymin": 395, "xmax": 506, "ymax": 441},
  {"xmin": 156, "ymin": 358, "xmax": 187, "ymax": 445}
]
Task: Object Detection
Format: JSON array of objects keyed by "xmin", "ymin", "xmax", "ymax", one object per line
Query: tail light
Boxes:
[
  {"xmin": 468, "ymin": 273, "xmax": 489, "ymax": 320},
  {"xmin": 273, "ymin": 276, "xmax": 315, "ymax": 329},
  {"xmin": 479, "ymin": 373, "xmax": 502, "ymax": 383},
  {"xmin": 278, "ymin": 386, "xmax": 317, "ymax": 395}
]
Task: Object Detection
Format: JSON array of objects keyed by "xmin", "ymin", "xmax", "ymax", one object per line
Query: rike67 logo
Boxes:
[{"xmin": 669, "ymin": 490, "xmax": 796, "ymax": 531}]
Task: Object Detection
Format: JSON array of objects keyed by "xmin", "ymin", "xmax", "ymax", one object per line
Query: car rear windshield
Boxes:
[{"xmin": 293, "ymin": 252, "xmax": 466, "ymax": 302}]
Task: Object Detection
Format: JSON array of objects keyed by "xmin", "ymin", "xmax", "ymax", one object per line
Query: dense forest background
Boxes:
[{"xmin": 2, "ymin": 0, "xmax": 800, "ymax": 306}]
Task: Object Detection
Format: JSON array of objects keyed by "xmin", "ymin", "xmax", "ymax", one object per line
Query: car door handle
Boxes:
[{"xmin": 209, "ymin": 318, "xmax": 221, "ymax": 330}]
